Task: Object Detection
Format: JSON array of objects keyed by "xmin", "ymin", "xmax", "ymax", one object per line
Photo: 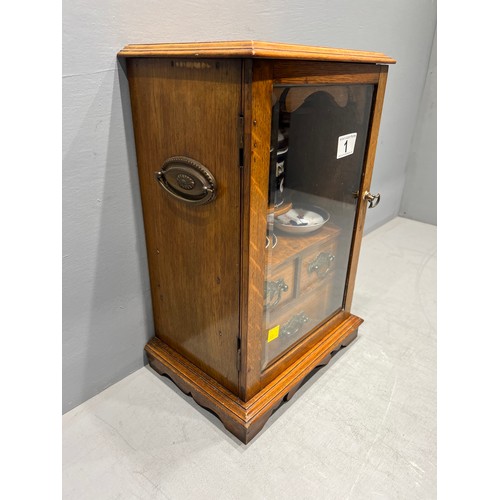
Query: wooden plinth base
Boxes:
[{"xmin": 145, "ymin": 314, "xmax": 362, "ymax": 443}]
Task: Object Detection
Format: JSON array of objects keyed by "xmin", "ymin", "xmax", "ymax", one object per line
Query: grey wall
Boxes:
[
  {"xmin": 63, "ymin": 0, "xmax": 437, "ymax": 412},
  {"xmin": 399, "ymin": 27, "xmax": 437, "ymax": 225}
]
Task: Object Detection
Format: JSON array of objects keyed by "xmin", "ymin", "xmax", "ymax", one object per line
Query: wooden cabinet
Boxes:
[{"xmin": 118, "ymin": 41, "xmax": 395, "ymax": 443}]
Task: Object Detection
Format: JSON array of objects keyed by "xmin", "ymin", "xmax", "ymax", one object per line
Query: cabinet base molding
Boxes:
[{"xmin": 145, "ymin": 314, "xmax": 362, "ymax": 443}]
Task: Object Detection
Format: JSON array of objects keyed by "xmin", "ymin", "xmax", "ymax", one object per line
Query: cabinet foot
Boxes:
[{"xmin": 145, "ymin": 315, "xmax": 362, "ymax": 444}]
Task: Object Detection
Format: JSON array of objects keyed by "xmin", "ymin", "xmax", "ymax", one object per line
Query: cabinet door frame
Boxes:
[{"xmin": 239, "ymin": 59, "xmax": 388, "ymax": 401}]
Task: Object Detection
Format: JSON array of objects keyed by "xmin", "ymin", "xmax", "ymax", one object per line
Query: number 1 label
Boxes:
[{"xmin": 337, "ymin": 133, "xmax": 357, "ymax": 159}]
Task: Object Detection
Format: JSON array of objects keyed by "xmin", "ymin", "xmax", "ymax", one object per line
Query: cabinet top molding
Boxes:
[{"xmin": 118, "ymin": 40, "xmax": 396, "ymax": 64}]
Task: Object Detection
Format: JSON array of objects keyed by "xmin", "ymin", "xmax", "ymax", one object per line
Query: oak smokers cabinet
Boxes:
[{"xmin": 118, "ymin": 41, "xmax": 395, "ymax": 443}]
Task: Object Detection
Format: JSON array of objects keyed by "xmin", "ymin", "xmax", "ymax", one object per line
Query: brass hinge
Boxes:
[
  {"xmin": 238, "ymin": 115, "xmax": 244, "ymax": 168},
  {"xmin": 236, "ymin": 336, "xmax": 242, "ymax": 371},
  {"xmin": 238, "ymin": 115, "xmax": 244, "ymax": 148}
]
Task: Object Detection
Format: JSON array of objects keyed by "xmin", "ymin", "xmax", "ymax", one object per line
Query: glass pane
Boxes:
[{"xmin": 262, "ymin": 84, "xmax": 374, "ymax": 369}]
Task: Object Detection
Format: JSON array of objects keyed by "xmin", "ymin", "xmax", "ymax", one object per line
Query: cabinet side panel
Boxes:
[{"xmin": 127, "ymin": 58, "xmax": 242, "ymax": 394}]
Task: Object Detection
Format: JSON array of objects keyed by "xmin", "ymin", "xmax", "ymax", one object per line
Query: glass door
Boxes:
[{"xmin": 262, "ymin": 83, "xmax": 375, "ymax": 369}]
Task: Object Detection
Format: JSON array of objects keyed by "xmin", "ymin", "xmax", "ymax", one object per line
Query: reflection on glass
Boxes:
[{"xmin": 262, "ymin": 84, "xmax": 374, "ymax": 369}]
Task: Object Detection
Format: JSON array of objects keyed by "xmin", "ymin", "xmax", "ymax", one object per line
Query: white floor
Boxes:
[{"xmin": 63, "ymin": 217, "xmax": 436, "ymax": 500}]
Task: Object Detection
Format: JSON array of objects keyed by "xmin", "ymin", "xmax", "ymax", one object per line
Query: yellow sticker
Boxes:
[{"xmin": 267, "ymin": 325, "xmax": 280, "ymax": 343}]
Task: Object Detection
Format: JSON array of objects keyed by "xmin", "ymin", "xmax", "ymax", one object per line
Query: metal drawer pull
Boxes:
[
  {"xmin": 155, "ymin": 156, "xmax": 217, "ymax": 205},
  {"xmin": 308, "ymin": 252, "xmax": 335, "ymax": 279},
  {"xmin": 282, "ymin": 312, "xmax": 309, "ymax": 336},
  {"xmin": 363, "ymin": 191, "xmax": 381, "ymax": 209},
  {"xmin": 264, "ymin": 278, "xmax": 289, "ymax": 309}
]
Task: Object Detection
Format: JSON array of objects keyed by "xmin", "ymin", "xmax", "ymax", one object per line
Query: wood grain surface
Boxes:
[
  {"xmin": 145, "ymin": 313, "xmax": 361, "ymax": 443},
  {"xmin": 238, "ymin": 59, "xmax": 274, "ymax": 401},
  {"xmin": 273, "ymin": 60, "xmax": 382, "ymax": 85},
  {"xmin": 344, "ymin": 66, "xmax": 389, "ymax": 311},
  {"xmin": 119, "ymin": 40, "xmax": 396, "ymax": 64},
  {"xmin": 127, "ymin": 57, "xmax": 242, "ymax": 394}
]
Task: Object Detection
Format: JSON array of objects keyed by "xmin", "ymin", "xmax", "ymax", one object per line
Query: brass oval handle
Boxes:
[
  {"xmin": 281, "ymin": 312, "xmax": 309, "ymax": 336},
  {"xmin": 264, "ymin": 278, "xmax": 289, "ymax": 309},
  {"xmin": 363, "ymin": 191, "xmax": 381, "ymax": 209},
  {"xmin": 308, "ymin": 252, "xmax": 335, "ymax": 279},
  {"xmin": 155, "ymin": 156, "xmax": 217, "ymax": 205}
]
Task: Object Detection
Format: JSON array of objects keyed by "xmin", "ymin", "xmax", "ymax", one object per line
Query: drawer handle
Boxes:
[
  {"xmin": 264, "ymin": 278, "xmax": 289, "ymax": 309},
  {"xmin": 308, "ymin": 252, "xmax": 335, "ymax": 279},
  {"xmin": 155, "ymin": 156, "xmax": 217, "ymax": 205},
  {"xmin": 282, "ymin": 312, "xmax": 309, "ymax": 336}
]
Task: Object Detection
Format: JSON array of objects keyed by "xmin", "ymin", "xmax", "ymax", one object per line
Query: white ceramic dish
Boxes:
[{"xmin": 274, "ymin": 205, "xmax": 330, "ymax": 235}]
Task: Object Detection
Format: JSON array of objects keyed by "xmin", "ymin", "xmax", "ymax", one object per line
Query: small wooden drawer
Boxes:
[
  {"xmin": 299, "ymin": 240, "xmax": 337, "ymax": 295},
  {"xmin": 264, "ymin": 260, "xmax": 296, "ymax": 311},
  {"xmin": 263, "ymin": 282, "xmax": 337, "ymax": 366}
]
